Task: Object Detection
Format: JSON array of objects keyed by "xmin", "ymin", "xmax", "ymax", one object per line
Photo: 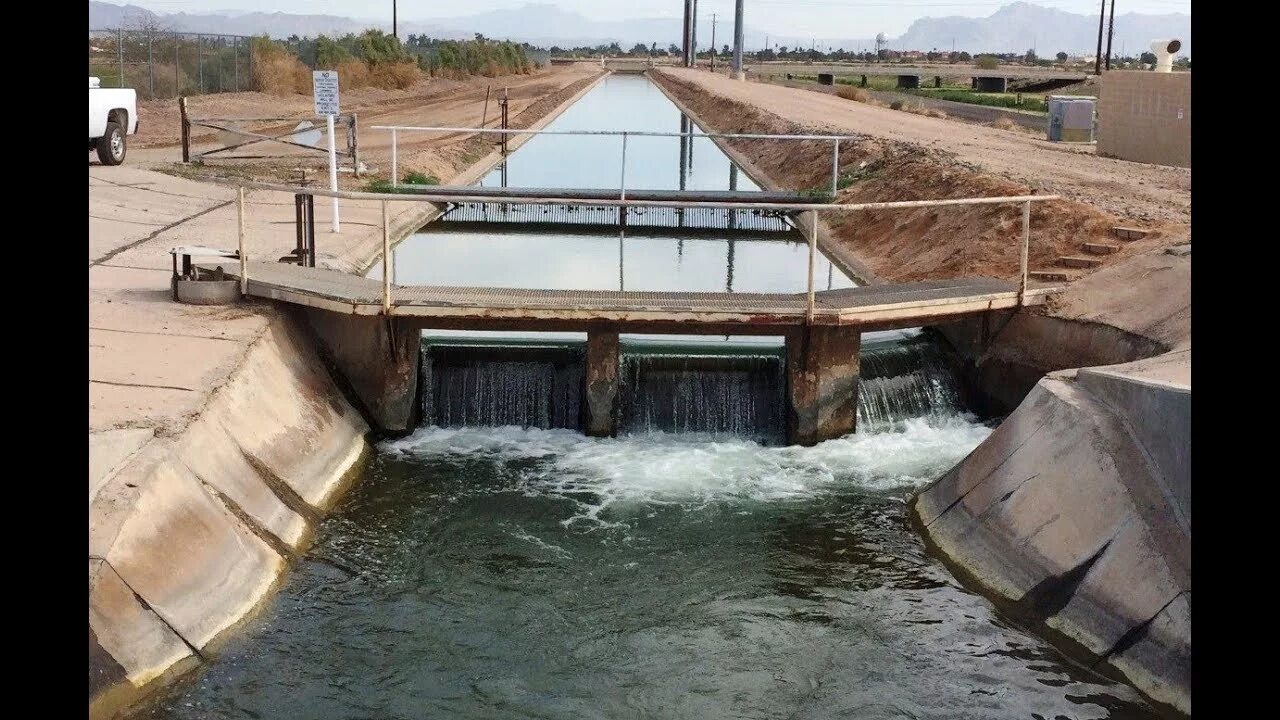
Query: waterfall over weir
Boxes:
[
  {"xmin": 421, "ymin": 334, "xmax": 968, "ymax": 442},
  {"xmin": 620, "ymin": 353, "xmax": 786, "ymax": 443},
  {"xmin": 858, "ymin": 336, "xmax": 964, "ymax": 431}
]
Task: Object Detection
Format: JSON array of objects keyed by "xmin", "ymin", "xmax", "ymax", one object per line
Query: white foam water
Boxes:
[{"xmin": 384, "ymin": 416, "xmax": 991, "ymax": 526}]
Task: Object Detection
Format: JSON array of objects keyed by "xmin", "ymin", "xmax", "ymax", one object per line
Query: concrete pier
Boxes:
[
  {"xmin": 584, "ymin": 329, "xmax": 620, "ymax": 437},
  {"xmin": 306, "ymin": 311, "xmax": 421, "ymax": 434},
  {"xmin": 785, "ymin": 326, "xmax": 862, "ymax": 446},
  {"xmin": 586, "ymin": 327, "xmax": 619, "ymax": 435},
  {"xmin": 896, "ymin": 74, "xmax": 921, "ymax": 89}
]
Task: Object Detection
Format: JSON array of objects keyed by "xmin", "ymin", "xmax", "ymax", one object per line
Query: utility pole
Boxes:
[
  {"xmin": 1094, "ymin": 0, "xmax": 1106, "ymax": 75},
  {"xmin": 732, "ymin": 0, "xmax": 745, "ymax": 80},
  {"xmin": 710, "ymin": 13, "xmax": 717, "ymax": 72},
  {"xmin": 691, "ymin": 0, "xmax": 698, "ymax": 65},
  {"xmin": 682, "ymin": 0, "xmax": 692, "ymax": 66},
  {"xmin": 392, "ymin": 0, "xmax": 397, "ymax": 41},
  {"xmin": 1105, "ymin": 0, "xmax": 1116, "ymax": 71}
]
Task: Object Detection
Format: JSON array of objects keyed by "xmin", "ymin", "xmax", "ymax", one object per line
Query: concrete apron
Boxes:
[{"xmin": 89, "ymin": 71, "xmax": 608, "ymax": 719}]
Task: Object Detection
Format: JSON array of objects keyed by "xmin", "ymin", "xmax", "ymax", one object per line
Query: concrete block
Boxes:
[
  {"xmin": 1109, "ymin": 592, "xmax": 1191, "ymax": 715},
  {"xmin": 89, "ymin": 559, "xmax": 193, "ymax": 694},
  {"xmin": 102, "ymin": 457, "xmax": 284, "ymax": 651},
  {"xmin": 212, "ymin": 318, "xmax": 370, "ymax": 510}
]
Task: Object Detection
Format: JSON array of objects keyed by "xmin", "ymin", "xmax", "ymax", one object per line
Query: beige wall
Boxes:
[{"xmin": 1098, "ymin": 70, "xmax": 1191, "ymax": 168}]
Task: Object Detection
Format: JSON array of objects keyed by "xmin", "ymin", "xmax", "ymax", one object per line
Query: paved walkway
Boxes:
[{"xmin": 88, "ymin": 166, "xmax": 433, "ymax": 494}]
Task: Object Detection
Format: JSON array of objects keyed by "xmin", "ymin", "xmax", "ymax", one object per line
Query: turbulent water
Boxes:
[{"xmin": 141, "ymin": 420, "xmax": 1159, "ymax": 720}]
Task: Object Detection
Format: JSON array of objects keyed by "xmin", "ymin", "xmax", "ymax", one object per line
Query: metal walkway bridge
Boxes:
[{"xmin": 195, "ymin": 181, "xmax": 1061, "ymax": 445}]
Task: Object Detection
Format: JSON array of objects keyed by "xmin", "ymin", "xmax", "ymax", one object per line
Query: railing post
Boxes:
[
  {"xmin": 619, "ymin": 132, "xmax": 628, "ymax": 200},
  {"xmin": 1019, "ymin": 199, "xmax": 1031, "ymax": 306},
  {"xmin": 178, "ymin": 96, "xmax": 190, "ymax": 163},
  {"xmin": 382, "ymin": 200, "xmax": 392, "ymax": 313},
  {"xmin": 806, "ymin": 213, "xmax": 817, "ymax": 324},
  {"xmin": 118, "ymin": 27, "xmax": 125, "ymax": 88},
  {"xmin": 237, "ymin": 187, "xmax": 248, "ymax": 296},
  {"xmin": 831, "ymin": 139, "xmax": 839, "ymax": 196},
  {"xmin": 390, "ymin": 128, "xmax": 398, "ymax": 187}
]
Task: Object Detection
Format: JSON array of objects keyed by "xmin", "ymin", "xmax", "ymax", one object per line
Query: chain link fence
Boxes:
[{"xmin": 89, "ymin": 29, "xmax": 256, "ymax": 100}]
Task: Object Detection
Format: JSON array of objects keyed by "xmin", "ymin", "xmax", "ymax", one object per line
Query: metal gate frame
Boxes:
[{"xmin": 179, "ymin": 96, "xmax": 360, "ymax": 174}]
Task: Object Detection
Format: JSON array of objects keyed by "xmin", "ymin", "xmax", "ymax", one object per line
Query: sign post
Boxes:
[{"xmin": 312, "ymin": 70, "xmax": 341, "ymax": 233}]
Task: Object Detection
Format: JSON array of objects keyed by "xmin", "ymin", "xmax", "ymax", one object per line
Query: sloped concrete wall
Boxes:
[
  {"xmin": 911, "ymin": 367, "xmax": 1190, "ymax": 715},
  {"xmin": 89, "ymin": 315, "xmax": 369, "ymax": 719}
]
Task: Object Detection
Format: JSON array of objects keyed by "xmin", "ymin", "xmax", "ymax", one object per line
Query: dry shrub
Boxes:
[
  {"xmin": 143, "ymin": 63, "xmax": 190, "ymax": 98},
  {"xmin": 368, "ymin": 61, "xmax": 421, "ymax": 89},
  {"xmin": 992, "ymin": 117, "xmax": 1018, "ymax": 131},
  {"xmin": 835, "ymin": 85, "xmax": 870, "ymax": 102},
  {"xmin": 335, "ymin": 59, "xmax": 370, "ymax": 90},
  {"xmin": 889, "ymin": 100, "xmax": 905, "ymax": 111},
  {"xmin": 252, "ymin": 42, "xmax": 309, "ymax": 95}
]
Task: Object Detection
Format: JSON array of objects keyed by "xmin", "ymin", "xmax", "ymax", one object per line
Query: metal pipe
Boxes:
[
  {"xmin": 806, "ymin": 214, "xmax": 817, "ymax": 324},
  {"xmin": 390, "ymin": 128, "xmax": 398, "ymax": 186},
  {"xmin": 209, "ymin": 178, "xmax": 1060, "ymax": 213},
  {"xmin": 831, "ymin": 139, "xmax": 839, "ymax": 196},
  {"xmin": 148, "ymin": 34, "xmax": 154, "ymax": 98},
  {"xmin": 118, "ymin": 28, "xmax": 125, "ymax": 87},
  {"xmin": 237, "ymin": 187, "xmax": 247, "ymax": 296},
  {"xmin": 1019, "ymin": 200, "xmax": 1031, "ymax": 305},
  {"xmin": 370, "ymin": 125, "xmax": 858, "ymax": 142},
  {"xmin": 382, "ymin": 200, "xmax": 392, "ymax": 313}
]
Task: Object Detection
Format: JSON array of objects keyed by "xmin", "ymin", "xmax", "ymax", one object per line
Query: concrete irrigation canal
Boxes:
[{"xmin": 91, "ymin": 71, "xmax": 1189, "ymax": 720}]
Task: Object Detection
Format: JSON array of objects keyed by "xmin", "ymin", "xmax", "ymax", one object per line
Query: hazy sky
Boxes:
[{"xmin": 118, "ymin": 1, "xmax": 1192, "ymax": 37}]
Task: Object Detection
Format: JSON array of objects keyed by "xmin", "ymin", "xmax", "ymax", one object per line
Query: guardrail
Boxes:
[
  {"xmin": 370, "ymin": 125, "xmax": 859, "ymax": 197},
  {"xmin": 226, "ymin": 179, "xmax": 1059, "ymax": 323}
]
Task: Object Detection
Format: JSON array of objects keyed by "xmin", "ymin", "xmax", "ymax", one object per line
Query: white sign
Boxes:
[{"xmin": 312, "ymin": 70, "xmax": 340, "ymax": 116}]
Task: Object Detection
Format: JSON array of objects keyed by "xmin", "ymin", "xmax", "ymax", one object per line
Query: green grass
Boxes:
[
  {"xmin": 365, "ymin": 172, "xmax": 440, "ymax": 194},
  {"xmin": 913, "ymin": 87, "xmax": 1047, "ymax": 113}
]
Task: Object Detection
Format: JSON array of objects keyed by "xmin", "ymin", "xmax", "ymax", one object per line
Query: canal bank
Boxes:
[
  {"xmin": 135, "ymin": 71, "xmax": 1163, "ymax": 720},
  {"xmin": 647, "ymin": 68, "xmax": 1191, "ymax": 713},
  {"xmin": 89, "ymin": 69, "xmax": 606, "ymax": 719}
]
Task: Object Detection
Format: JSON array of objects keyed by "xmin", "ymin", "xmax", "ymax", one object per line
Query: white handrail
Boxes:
[
  {"xmin": 231, "ymin": 179, "xmax": 1058, "ymax": 318},
  {"xmin": 369, "ymin": 125, "xmax": 858, "ymax": 141}
]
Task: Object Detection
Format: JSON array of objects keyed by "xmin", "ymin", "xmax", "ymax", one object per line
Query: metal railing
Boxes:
[
  {"xmin": 227, "ymin": 179, "xmax": 1060, "ymax": 322},
  {"xmin": 370, "ymin": 125, "xmax": 860, "ymax": 197}
]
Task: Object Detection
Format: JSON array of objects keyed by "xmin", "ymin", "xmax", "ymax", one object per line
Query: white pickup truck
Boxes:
[{"xmin": 88, "ymin": 77, "xmax": 138, "ymax": 165}]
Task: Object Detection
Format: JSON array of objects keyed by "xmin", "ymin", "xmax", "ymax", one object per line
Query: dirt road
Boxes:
[{"xmin": 658, "ymin": 68, "xmax": 1189, "ymax": 227}]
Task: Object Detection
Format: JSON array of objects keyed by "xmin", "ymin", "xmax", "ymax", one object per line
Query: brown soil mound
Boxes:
[{"xmin": 656, "ymin": 73, "xmax": 1182, "ymax": 284}]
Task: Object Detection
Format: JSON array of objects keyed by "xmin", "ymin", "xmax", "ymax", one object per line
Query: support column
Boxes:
[
  {"xmin": 585, "ymin": 329, "xmax": 620, "ymax": 437},
  {"xmin": 786, "ymin": 326, "xmax": 861, "ymax": 446},
  {"xmin": 305, "ymin": 310, "xmax": 420, "ymax": 434}
]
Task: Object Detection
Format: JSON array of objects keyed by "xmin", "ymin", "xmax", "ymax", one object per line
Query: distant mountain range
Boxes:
[{"xmin": 89, "ymin": 1, "xmax": 1190, "ymax": 57}]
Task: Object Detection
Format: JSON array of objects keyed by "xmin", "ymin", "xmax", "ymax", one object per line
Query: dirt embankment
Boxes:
[
  {"xmin": 140, "ymin": 65, "xmax": 603, "ymax": 188},
  {"xmin": 654, "ymin": 71, "xmax": 1187, "ymax": 284}
]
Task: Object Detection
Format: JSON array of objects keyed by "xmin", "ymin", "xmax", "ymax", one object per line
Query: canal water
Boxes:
[{"xmin": 140, "ymin": 74, "xmax": 1162, "ymax": 719}]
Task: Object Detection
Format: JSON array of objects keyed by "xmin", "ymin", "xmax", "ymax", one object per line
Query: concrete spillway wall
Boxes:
[
  {"xmin": 89, "ymin": 311, "xmax": 369, "ymax": 718},
  {"xmin": 911, "ymin": 353, "xmax": 1190, "ymax": 715}
]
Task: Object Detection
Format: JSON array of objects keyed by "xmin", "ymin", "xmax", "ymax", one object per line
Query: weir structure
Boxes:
[{"xmin": 199, "ymin": 179, "xmax": 1060, "ymax": 446}]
